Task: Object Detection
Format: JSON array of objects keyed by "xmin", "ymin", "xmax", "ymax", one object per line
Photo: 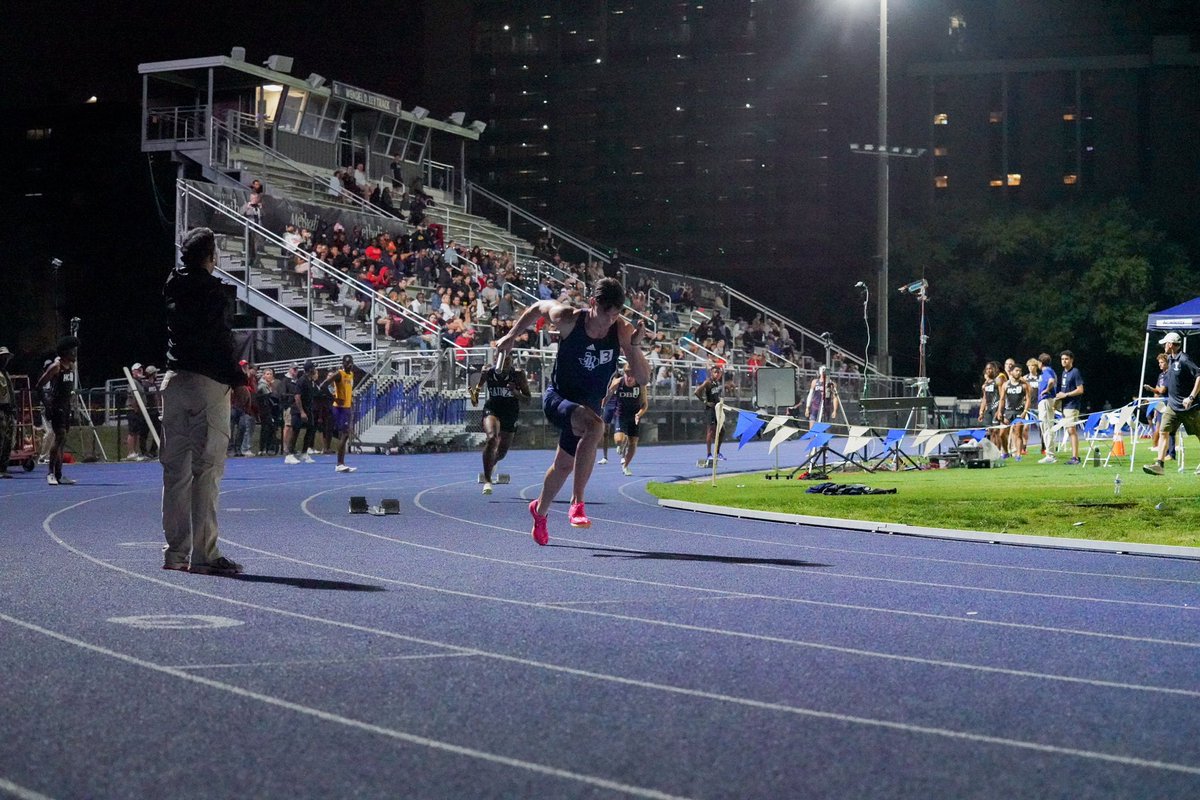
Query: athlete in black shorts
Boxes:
[
  {"xmin": 36, "ymin": 336, "xmax": 80, "ymax": 485},
  {"xmin": 602, "ymin": 363, "xmax": 648, "ymax": 476},
  {"xmin": 470, "ymin": 353, "xmax": 530, "ymax": 494}
]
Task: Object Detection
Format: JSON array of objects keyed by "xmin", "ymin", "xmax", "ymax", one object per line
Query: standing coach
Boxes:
[{"xmin": 160, "ymin": 227, "xmax": 250, "ymax": 575}]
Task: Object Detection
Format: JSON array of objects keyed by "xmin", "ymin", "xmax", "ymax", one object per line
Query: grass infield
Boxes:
[{"xmin": 647, "ymin": 447, "xmax": 1200, "ymax": 549}]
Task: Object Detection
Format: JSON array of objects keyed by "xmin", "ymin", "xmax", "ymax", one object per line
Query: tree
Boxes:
[{"xmin": 891, "ymin": 198, "xmax": 1193, "ymax": 407}]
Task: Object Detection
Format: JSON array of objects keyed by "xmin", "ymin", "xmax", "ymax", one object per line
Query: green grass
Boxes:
[{"xmin": 647, "ymin": 450, "xmax": 1200, "ymax": 549}]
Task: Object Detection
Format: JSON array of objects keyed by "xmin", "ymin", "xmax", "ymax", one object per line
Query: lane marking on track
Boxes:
[
  {"xmin": 0, "ymin": 776, "xmax": 57, "ymax": 800},
  {"xmin": 0, "ymin": 611, "xmax": 690, "ymax": 800},
  {"xmin": 169, "ymin": 652, "xmax": 479, "ymax": 671},
  {"xmin": 38, "ymin": 493, "xmax": 1200, "ymax": 776}
]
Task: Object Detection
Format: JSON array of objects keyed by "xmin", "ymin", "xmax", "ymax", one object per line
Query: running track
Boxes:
[{"xmin": 1, "ymin": 443, "xmax": 1198, "ymax": 799}]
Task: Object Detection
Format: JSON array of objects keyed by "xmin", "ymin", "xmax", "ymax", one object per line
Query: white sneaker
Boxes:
[
  {"xmin": 47, "ymin": 474, "xmax": 59, "ymax": 486},
  {"xmin": 241, "ymin": 450, "xmax": 256, "ymax": 457},
  {"xmin": 622, "ymin": 465, "xmax": 633, "ymax": 477},
  {"xmin": 1038, "ymin": 455, "xmax": 1057, "ymax": 464},
  {"xmin": 58, "ymin": 477, "xmax": 76, "ymax": 485},
  {"xmin": 482, "ymin": 482, "xmax": 493, "ymax": 495},
  {"xmin": 307, "ymin": 448, "xmax": 319, "ymax": 455},
  {"xmin": 284, "ymin": 453, "xmax": 301, "ymax": 465},
  {"xmin": 335, "ymin": 464, "xmax": 356, "ymax": 473},
  {"xmin": 125, "ymin": 453, "xmax": 140, "ymax": 461},
  {"xmin": 598, "ymin": 457, "xmax": 608, "ymax": 465},
  {"xmin": 302, "ymin": 454, "xmax": 316, "ymax": 464}
]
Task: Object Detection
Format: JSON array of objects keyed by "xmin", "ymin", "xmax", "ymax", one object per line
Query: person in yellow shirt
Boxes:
[{"xmin": 321, "ymin": 354, "xmax": 359, "ymax": 473}]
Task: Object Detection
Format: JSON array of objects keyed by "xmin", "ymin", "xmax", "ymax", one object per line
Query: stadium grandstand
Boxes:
[{"xmin": 139, "ymin": 51, "xmax": 917, "ymax": 453}]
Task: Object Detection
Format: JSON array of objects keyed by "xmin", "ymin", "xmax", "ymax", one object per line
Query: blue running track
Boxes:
[{"xmin": 1, "ymin": 443, "xmax": 1198, "ymax": 799}]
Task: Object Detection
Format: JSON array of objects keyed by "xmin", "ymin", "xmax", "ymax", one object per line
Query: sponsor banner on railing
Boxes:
[{"xmin": 183, "ymin": 180, "xmax": 412, "ymax": 247}]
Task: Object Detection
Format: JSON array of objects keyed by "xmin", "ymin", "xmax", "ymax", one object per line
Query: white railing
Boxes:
[{"xmin": 145, "ymin": 105, "xmax": 208, "ymax": 144}]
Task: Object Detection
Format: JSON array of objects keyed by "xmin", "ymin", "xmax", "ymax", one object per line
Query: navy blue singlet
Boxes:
[{"xmin": 550, "ymin": 317, "xmax": 621, "ymax": 410}]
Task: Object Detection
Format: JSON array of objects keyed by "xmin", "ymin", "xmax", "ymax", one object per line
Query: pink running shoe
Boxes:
[
  {"xmin": 529, "ymin": 500, "xmax": 549, "ymax": 546},
  {"xmin": 568, "ymin": 501, "xmax": 591, "ymax": 528}
]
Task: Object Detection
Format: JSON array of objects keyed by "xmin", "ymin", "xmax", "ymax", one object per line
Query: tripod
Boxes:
[{"xmin": 67, "ymin": 318, "xmax": 107, "ymax": 462}]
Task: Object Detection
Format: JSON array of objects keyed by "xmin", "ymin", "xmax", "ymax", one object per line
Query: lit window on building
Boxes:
[
  {"xmin": 933, "ymin": 113, "xmax": 949, "ymax": 125},
  {"xmin": 933, "ymin": 146, "xmax": 948, "ymax": 157},
  {"xmin": 989, "ymin": 111, "xmax": 1003, "ymax": 123},
  {"xmin": 1006, "ymin": 174, "xmax": 1021, "ymax": 186},
  {"xmin": 935, "ymin": 175, "xmax": 949, "ymax": 188},
  {"xmin": 989, "ymin": 178, "xmax": 1004, "ymax": 187},
  {"xmin": 1062, "ymin": 111, "xmax": 1077, "ymax": 121},
  {"xmin": 1063, "ymin": 174, "xmax": 1079, "ymax": 185},
  {"xmin": 25, "ymin": 128, "xmax": 52, "ymax": 140}
]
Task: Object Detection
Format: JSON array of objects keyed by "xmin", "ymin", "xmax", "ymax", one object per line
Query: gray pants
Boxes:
[
  {"xmin": 0, "ymin": 407, "xmax": 13, "ymax": 473},
  {"xmin": 160, "ymin": 370, "xmax": 231, "ymax": 568}
]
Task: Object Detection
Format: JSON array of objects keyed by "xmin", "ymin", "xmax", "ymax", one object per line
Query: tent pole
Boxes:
[{"xmin": 1131, "ymin": 333, "xmax": 1150, "ymax": 473}]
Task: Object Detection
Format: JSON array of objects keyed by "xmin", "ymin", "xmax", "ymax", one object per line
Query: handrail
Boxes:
[
  {"xmin": 212, "ymin": 116, "xmax": 405, "ymax": 222},
  {"xmin": 467, "ymin": 182, "xmax": 612, "ymax": 265},
  {"xmin": 180, "ymin": 182, "xmax": 454, "ymax": 351}
]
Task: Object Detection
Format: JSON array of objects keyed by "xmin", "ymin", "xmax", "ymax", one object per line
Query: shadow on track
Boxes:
[
  {"xmin": 229, "ymin": 574, "xmax": 387, "ymax": 592},
  {"xmin": 553, "ymin": 544, "xmax": 829, "ymax": 569}
]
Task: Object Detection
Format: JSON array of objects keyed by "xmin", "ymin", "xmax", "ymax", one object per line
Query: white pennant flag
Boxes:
[
  {"xmin": 764, "ymin": 414, "xmax": 790, "ymax": 433},
  {"xmin": 768, "ymin": 424, "xmax": 800, "ymax": 453},
  {"xmin": 911, "ymin": 429, "xmax": 941, "ymax": 452},
  {"xmin": 921, "ymin": 431, "xmax": 953, "ymax": 454},
  {"xmin": 843, "ymin": 426, "xmax": 873, "ymax": 454}
]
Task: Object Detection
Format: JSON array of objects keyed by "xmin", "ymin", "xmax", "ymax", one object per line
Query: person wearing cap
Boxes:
[
  {"xmin": 159, "ymin": 226, "xmax": 250, "ymax": 575},
  {"xmin": 0, "ymin": 346, "xmax": 14, "ymax": 478},
  {"xmin": 319, "ymin": 354, "xmax": 359, "ymax": 473},
  {"xmin": 285, "ymin": 362, "xmax": 319, "ymax": 464},
  {"xmin": 1144, "ymin": 332, "xmax": 1200, "ymax": 476}
]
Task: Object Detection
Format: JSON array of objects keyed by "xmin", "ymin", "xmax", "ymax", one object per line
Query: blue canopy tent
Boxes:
[{"xmin": 1133, "ymin": 298, "xmax": 1200, "ymax": 470}]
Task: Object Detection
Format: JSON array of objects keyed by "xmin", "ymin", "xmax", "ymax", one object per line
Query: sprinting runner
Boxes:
[
  {"xmin": 494, "ymin": 277, "xmax": 649, "ymax": 545},
  {"xmin": 603, "ymin": 363, "xmax": 648, "ymax": 476},
  {"xmin": 470, "ymin": 352, "xmax": 530, "ymax": 495},
  {"xmin": 320, "ymin": 354, "xmax": 358, "ymax": 473}
]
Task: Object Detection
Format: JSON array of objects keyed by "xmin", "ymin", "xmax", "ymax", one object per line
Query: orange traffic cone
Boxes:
[{"xmin": 1111, "ymin": 433, "xmax": 1127, "ymax": 457}]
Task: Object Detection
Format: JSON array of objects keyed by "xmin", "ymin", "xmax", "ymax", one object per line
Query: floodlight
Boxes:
[
  {"xmin": 897, "ymin": 279, "xmax": 928, "ymax": 295},
  {"xmin": 265, "ymin": 55, "xmax": 294, "ymax": 73},
  {"xmin": 230, "ymin": 47, "xmax": 246, "ymax": 62},
  {"xmin": 447, "ymin": 111, "xmax": 466, "ymax": 125},
  {"xmin": 469, "ymin": 120, "xmax": 487, "ymax": 134},
  {"xmin": 411, "ymin": 106, "xmax": 429, "ymax": 120},
  {"xmin": 306, "ymin": 73, "xmax": 326, "ymax": 89}
]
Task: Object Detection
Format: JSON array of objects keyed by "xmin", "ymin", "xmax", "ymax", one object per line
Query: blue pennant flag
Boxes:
[
  {"xmin": 802, "ymin": 432, "xmax": 834, "ymax": 453},
  {"xmin": 734, "ymin": 411, "xmax": 766, "ymax": 449},
  {"xmin": 883, "ymin": 429, "xmax": 906, "ymax": 446},
  {"xmin": 1083, "ymin": 412, "xmax": 1102, "ymax": 435},
  {"xmin": 809, "ymin": 422, "xmax": 832, "ymax": 434}
]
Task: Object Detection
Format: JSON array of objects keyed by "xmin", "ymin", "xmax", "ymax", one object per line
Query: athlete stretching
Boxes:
[
  {"xmin": 470, "ymin": 352, "xmax": 531, "ymax": 495},
  {"xmin": 494, "ymin": 278, "xmax": 650, "ymax": 545}
]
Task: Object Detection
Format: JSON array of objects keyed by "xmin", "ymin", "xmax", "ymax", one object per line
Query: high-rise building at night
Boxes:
[{"xmin": 467, "ymin": 1, "xmax": 837, "ymax": 277}]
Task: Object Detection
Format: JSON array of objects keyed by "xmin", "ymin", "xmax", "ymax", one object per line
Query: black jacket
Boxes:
[{"xmin": 164, "ymin": 264, "xmax": 244, "ymax": 388}]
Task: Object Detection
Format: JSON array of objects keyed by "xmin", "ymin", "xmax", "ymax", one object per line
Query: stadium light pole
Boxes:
[{"xmin": 875, "ymin": 0, "xmax": 890, "ymax": 378}]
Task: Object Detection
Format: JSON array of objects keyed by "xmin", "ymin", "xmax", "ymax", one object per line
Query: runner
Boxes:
[
  {"xmin": 470, "ymin": 352, "xmax": 530, "ymax": 494},
  {"xmin": 598, "ymin": 391, "xmax": 619, "ymax": 465},
  {"xmin": 695, "ymin": 362, "xmax": 725, "ymax": 467},
  {"xmin": 493, "ymin": 277, "xmax": 649, "ymax": 545},
  {"xmin": 602, "ymin": 363, "xmax": 648, "ymax": 477},
  {"xmin": 1000, "ymin": 362, "xmax": 1032, "ymax": 460}
]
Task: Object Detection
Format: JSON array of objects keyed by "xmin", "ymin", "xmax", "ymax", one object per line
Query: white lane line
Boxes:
[
  {"xmin": 572, "ymin": 477, "xmax": 1200, "ymax": 587},
  {"xmin": 0, "ymin": 776, "xmax": 57, "ymax": 800},
  {"xmin": 0, "ymin": 612, "xmax": 690, "ymax": 800},
  {"xmin": 399, "ymin": 483, "xmax": 1200, "ymax": 648},
  {"xmin": 170, "ymin": 652, "xmax": 478, "ymax": 671},
  {"xmin": 214, "ymin": 538, "xmax": 1200, "ymax": 700},
  {"xmin": 553, "ymin": 502, "xmax": 1200, "ymax": 588},
  {"xmin": 40, "ymin": 497, "xmax": 1200, "ymax": 775}
]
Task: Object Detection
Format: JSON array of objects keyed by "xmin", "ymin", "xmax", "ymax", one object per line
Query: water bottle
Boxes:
[
  {"xmin": 1114, "ymin": 475, "xmax": 1122, "ymax": 496},
  {"xmin": 1092, "ymin": 446, "xmax": 1101, "ymax": 466}
]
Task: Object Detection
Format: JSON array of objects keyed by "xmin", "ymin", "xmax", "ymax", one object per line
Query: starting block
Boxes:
[
  {"xmin": 695, "ymin": 459, "xmax": 714, "ymax": 468},
  {"xmin": 350, "ymin": 496, "xmax": 400, "ymax": 515},
  {"xmin": 476, "ymin": 473, "xmax": 511, "ymax": 484}
]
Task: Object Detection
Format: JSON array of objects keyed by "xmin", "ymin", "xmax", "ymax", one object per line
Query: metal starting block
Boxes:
[
  {"xmin": 350, "ymin": 496, "xmax": 399, "ymax": 515},
  {"xmin": 476, "ymin": 473, "xmax": 511, "ymax": 484},
  {"xmin": 696, "ymin": 459, "xmax": 715, "ymax": 468}
]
